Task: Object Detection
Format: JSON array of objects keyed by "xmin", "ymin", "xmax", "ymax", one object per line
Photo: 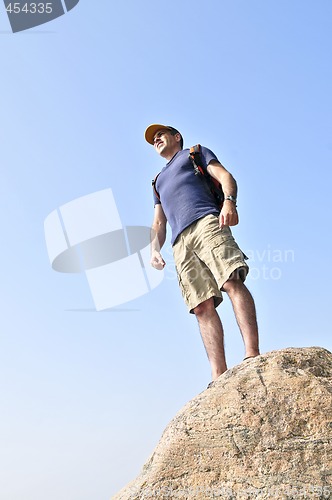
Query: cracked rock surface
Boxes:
[{"xmin": 112, "ymin": 347, "xmax": 332, "ymax": 499}]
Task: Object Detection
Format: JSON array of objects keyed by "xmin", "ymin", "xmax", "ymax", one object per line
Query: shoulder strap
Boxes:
[
  {"xmin": 189, "ymin": 144, "xmax": 224, "ymax": 208},
  {"xmin": 189, "ymin": 144, "xmax": 205, "ymax": 177},
  {"xmin": 152, "ymin": 172, "xmax": 161, "ymax": 201}
]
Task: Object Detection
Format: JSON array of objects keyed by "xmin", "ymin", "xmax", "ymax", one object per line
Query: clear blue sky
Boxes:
[{"xmin": 0, "ymin": 1, "xmax": 331, "ymax": 498}]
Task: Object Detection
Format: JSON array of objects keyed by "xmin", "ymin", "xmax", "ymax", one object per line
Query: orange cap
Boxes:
[{"xmin": 144, "ymin": 124, "xmax": 180, "ymax": 145}]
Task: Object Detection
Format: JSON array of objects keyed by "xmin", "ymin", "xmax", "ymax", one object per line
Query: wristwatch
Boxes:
[{"xmin": 224, "ymin": 195, "xmax": 237, "ymax": 204}]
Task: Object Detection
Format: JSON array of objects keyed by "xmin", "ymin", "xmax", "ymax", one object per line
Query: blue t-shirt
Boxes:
[{"xmin": 153, "ymin": 146, "xmax": 221, "ymax": 245}]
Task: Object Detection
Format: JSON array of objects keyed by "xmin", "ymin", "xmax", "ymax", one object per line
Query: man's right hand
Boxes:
[{"xmin": 151, "ymin": 250, "xmax": 166, "ymax": 270}]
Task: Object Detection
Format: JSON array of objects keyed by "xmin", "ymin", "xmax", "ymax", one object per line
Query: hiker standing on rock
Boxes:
[{"xmin": 145, "ymin": 124, "xmax": 260, "ymax": 384}]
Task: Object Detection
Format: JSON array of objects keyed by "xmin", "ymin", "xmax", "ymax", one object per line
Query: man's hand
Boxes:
[
  {"xmin": 151, "ymin": 249, "xmax": 166, "ymax": 270},
  {"xmin": 219, "ymin": 200, "xmax": 239, "ymax": 228}
]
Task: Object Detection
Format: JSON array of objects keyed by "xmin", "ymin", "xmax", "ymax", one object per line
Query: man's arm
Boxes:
[
  {"xmin": 150, "ymin": 203, "xmax": 167, "ymax": 270},
  {"xmin": 207, "ymin": 160, "xmax": 239, "ymax": 228}
]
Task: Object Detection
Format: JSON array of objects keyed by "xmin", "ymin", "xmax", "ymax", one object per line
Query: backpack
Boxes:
[{"xmin": 152, "ymin": 144, "xmax": 224, "ymax": 208}]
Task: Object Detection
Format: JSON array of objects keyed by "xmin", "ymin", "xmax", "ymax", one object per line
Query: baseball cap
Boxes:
[{"xmin": 145, "ymin": 124, "xmax": 181, "ymax": 145}]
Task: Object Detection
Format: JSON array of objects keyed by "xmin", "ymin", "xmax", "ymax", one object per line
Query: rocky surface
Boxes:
[{"xmin": 113, "ymin": 347, "xmax": 332, "ymax": 499}]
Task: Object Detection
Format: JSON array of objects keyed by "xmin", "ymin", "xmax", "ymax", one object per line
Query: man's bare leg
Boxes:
[
  {"xmin": 193, "ymin": 297, "xmax": 227, "ymax": 380},
  {"xmin": 222, "ymin": 277, "xmax": 260, "ymax": 359}
]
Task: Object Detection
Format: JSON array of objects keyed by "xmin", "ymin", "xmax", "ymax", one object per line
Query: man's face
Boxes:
[{"xmin": 153, "ymin": 129, "xmax": 180, "ymax": 157}]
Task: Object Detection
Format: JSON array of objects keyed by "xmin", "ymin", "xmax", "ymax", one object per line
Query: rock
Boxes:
[{"xmin": 112, "ymin": 347, "xmax": 332, "ymax": 499}]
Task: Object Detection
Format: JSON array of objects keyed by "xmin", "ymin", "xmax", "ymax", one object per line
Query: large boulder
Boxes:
[{"xmin": 113, "ymin": 347, "xmax": 332, "ymax": 499}]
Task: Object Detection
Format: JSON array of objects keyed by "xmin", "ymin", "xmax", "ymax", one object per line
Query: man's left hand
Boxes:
[{"xmin": 219, "ymin": 200, "xmax": 239, "ymax": 228}]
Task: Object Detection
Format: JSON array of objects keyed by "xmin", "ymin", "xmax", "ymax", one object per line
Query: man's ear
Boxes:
[{"xmin": 175, "ymin": 133, "xmax": 181, "ymax": 143}]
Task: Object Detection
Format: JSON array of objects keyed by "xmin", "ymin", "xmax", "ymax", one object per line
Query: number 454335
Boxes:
[{"xmin": 6, "ymin": 3, "xmax": 53, "ymax": 14}]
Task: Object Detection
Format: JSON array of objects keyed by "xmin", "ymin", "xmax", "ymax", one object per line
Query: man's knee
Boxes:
[
  {"xmin": 193, "ymin": 297, "xmax": 215, "ymax": 317},
  {"xmin": 222, "ymin": 275, "xmax": 245, "ymax": 294},
  {"xmin": 222, "ymin": 267, "xmax": 247, "ymax": 291}
]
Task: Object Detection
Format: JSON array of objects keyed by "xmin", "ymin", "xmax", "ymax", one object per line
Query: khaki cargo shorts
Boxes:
[{"xmin": 173, "ymin": 214, "xmax": 249, "ymax": 313}]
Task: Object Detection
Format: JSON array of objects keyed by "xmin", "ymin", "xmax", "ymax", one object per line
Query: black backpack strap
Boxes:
[
  {"xmin": 152, "ymin": 172, "xmax": 161, "ymax": 201},
  {"xmin": 189, "ymin": 144, "xmax": 224, "ymax": 208},
  {"xmin": 189, "ymin": 144, "xmax": 205, "ymax": 176}
]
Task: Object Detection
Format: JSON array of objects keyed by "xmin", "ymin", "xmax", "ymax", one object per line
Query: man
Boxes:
[{"xmin": 145, "ymin": 124, "xmax": 260, "ymax": 384}]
